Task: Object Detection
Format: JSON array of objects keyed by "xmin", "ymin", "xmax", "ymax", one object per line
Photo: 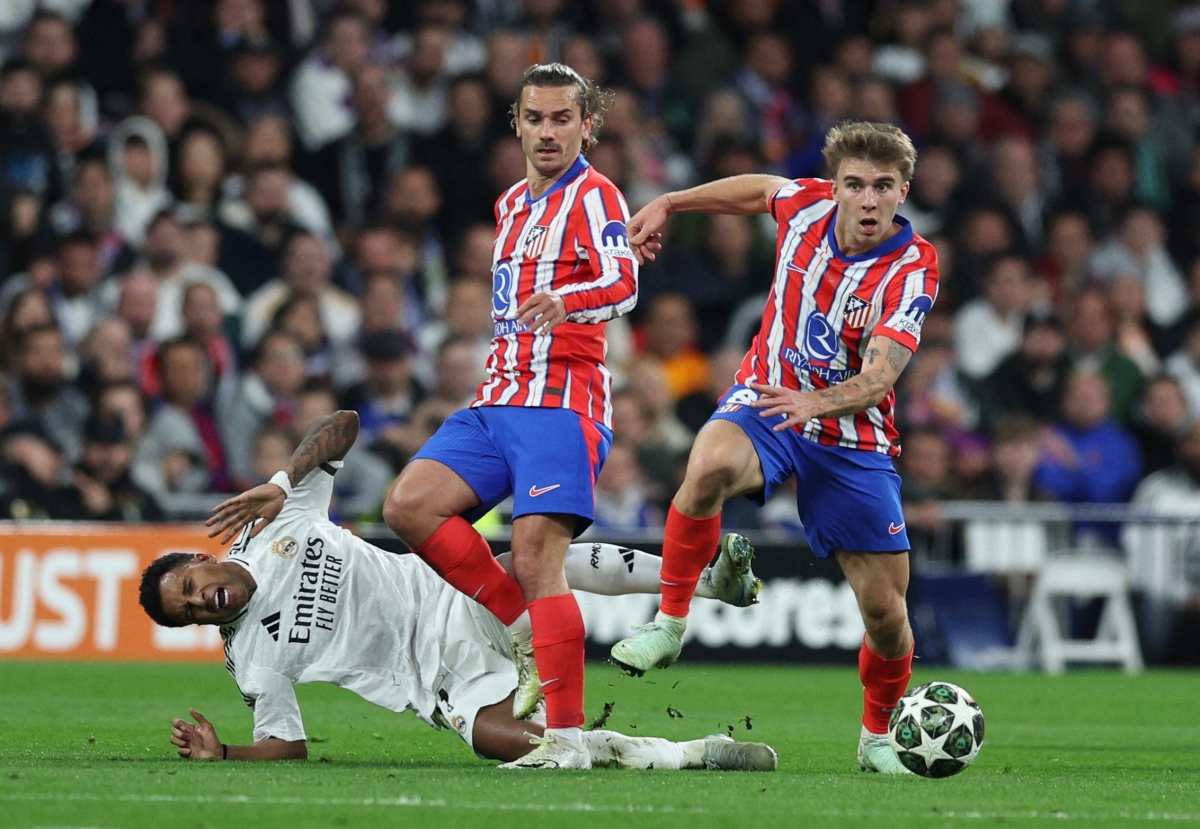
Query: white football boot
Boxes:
[
  {"xmin": 609, "ymin": 611, "xmax": 687, "ymax": 676},
  {"xmin": 857, "ymin": 726, "xmax": 912, "ymax": 774},
  {"xmin": 701, "ymin": 735, "xmax": 779, "ymax": 771},
  {"xmin": 499, "ymin": 731, "xmax": 592, "ymax": 770}
]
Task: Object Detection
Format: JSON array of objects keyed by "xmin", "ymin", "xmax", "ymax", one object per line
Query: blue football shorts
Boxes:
[
  {"xmin": 709, "ymin": 384, "xmax": 910, "ymax": 558},
  {"xmin": 412, "ymin": 405, "xmax": 612, "ymax": 536}
]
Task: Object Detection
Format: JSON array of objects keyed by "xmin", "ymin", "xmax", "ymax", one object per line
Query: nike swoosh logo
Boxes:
[
  {"xmin": 888, "ymin": 522, "xmax": 906, "ymax": 535},
  {"xmin": 529, "ymin": 484, "xmax": 561, "ymax": 497},
  {"xmin": 539, "ymin": 678, "xmax": 560, "ymax": 689},
  {"xmin": 786, "ymin": 262, "xmax": 807, "ymax": 275}
]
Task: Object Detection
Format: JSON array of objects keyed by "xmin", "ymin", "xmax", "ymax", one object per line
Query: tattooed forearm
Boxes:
[
  {"xmin": 817, "ymin": 372, "xmax": 890, "ymax": 419},
  {"xmin": 886, "ymin": 339, "xmax": 912, "ymax": 373},
  {"xmin": 284, "ymin": 410, "xmax": 359, "ymax": 485}
]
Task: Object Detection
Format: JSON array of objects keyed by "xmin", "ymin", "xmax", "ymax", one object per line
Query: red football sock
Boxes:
[
  {"xmin": 658, "ymin": 504, "xmax": 722, "ymax": 618},
  {"xmin": 528, "ymin": 594, "xmax": 585, "ymax": 729},
  {"xmin": 414, "ymin": 516, "xmax": 526, "ymax": 626},
  {"xmin": 860, "ymin": 639, "xmax": 914, "ymax": 734}
]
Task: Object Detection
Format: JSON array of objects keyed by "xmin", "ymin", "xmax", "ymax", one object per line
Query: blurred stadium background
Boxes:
[{"xmin": 0, "ymin": 0, "xmax": 1199, "ymax": 676}]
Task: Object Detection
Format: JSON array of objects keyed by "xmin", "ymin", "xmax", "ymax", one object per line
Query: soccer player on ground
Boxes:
[
  {"xmin": 610, "ymin": 122, "xmax": 939, "ymax": 775},
  {"xmin": 139, "ymin": 410, "xmax": 772, "ymax": 769},
  {"xmin": 380, "ymin": 64, "xmax": 641, "ymax": 769}
]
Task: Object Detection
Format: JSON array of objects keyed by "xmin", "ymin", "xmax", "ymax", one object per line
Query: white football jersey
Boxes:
[{"xmin": 218, "ymin": 462, "xmax": 487, "ymax": 742}]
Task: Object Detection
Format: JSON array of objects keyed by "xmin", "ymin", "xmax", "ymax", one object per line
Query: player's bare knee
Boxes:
[
  {"xmin": 382, "ymin": 481, "xmax": 428, "ymax": 543},
  {"xmin": 861, "ymin": 600, "xmax": 908, "ymax": 640},
  {"xmin": 680, "ymin": 455, "xmax": 740, "ymax": 510}
]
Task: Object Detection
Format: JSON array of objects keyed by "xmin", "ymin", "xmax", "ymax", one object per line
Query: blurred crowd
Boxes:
[{"xmin": 1, "ymin": 0, "xmax": 1199, "ymax": 543}]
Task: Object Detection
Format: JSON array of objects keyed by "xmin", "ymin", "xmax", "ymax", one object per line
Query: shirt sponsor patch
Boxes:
[
  {"xmin": 892, "ymin": 294, "xmax": 933, "ymax": 337},
  {"xmin": 599, "ymin": 220, "xmax": 633, "ymax": 258}
]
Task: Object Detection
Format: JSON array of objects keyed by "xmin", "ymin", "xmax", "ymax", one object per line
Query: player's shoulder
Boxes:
[
  {"xmin": 494, "ymin": 179, "xmax": 529, "ymax": 213},
  {"xmin": 577, "ymin": 164, "xmax": 629, "ymax": 203},
  {"xmin": 905, "ymin": 225, "xmax": 941, "ymax": 269},
  {"xmin": 772, "ymin": 178, "xmax": 835, "ymax": 217}
]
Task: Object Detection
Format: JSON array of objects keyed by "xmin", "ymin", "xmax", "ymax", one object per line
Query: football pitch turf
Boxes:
[{"xmin": 0, "ymin": 662, "xmax": 1195, "ymax": 828}]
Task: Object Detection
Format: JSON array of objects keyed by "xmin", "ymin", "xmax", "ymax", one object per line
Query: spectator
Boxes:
[
  {"xmin": 47, "ymin": 156, "xmax": 136, "ymax": 276},
  {"xmin": 74, "ymin": 414, "xmax": 163, "ymax": 521},
  {"xmin": 247, "ymin": 424, "xmax": 295, "ymax": 487},
  {"xmin": 897, "ymin": 312, "xmax": 975, "ymax": 433},
  {"xmin": 1107, "ymin": 275, "xmax": 1161, "ymax": 377},
  {"xmin": 1165, "ymin": 320, "xmax": 1200, "ymax": 419},
  {"xmin": 96, "ymin": 379, "xmax": 148, "ymax": 445},
  {"xmin": 135, "ymin": 337, "xmax": 226, "ymax": 494},
  {"xmin": 413, "ymin": 73, "xmax": 497, "ymax": 241},
  {"xmin": 1032, "ymin": 210, "xmax": 1095, "ymax": 305},
  {"xmin": 988, "ymin": 135, "xmax": 1046, "ymax": 253},
  {"xmin": 290, "ymin": 384, "xmax": 393, "ymax": 518},
  {"xmin": 1033, "ymin": 372, "xmax": 1142, "ymax": 521},
  {"xmin": 242, "ymin": 231, "xmax": 361, "ymax": 348},
  {"xmin": 984, "ymin": 307, "xmax": 1070, "ymax": 431},
  {"xmin": 899, "ymin": 428, "xmax": 955, "ymax": 559},
  {"xmin": 113, "ymin": 268, "xmax": 158, "ymax": 377},
  {"xmin": 303, "ymin": 64, "xmax": 412, "ymax": 230},
  {"xmin": 736, "ymin": 32, "xmax": 804, "ymax": 166},
  {"xmin": 638, "ymin": 293, "xmax": 711, "ymax": 401},
  {"xmin": 0, "ymin": 420, "xmax": 88, "ymax": 520},
  {"xmin": 676, "ymin": 347, "xmax": 747, "ymax": 435},
  {"xmin": 954, "ymin": 255, "xmax": 1032, "ymax": 380},
  {"xmin": 168, "ymin": 126, "xmax": 230, "ymax": 214},
  {"xmin": 0, "ymin": 285, "xmax": 55, "ymax": 369},
  {"xmin": 77, "ymin": 317, "xmax": 134, "ymax": 397},
  {"xmin": 217, "ymin": 329, "xmax": 306, "ymax": 488},
  {"xmin": 339, "ymin": 329, "xmax": 423, "ymax": 457},
  {"xmin": 270, "ymin": 290, "xmax": 333, "ymax": 381},
  {"xmin": 390, "ymin": 24, "xmax": 452, "ymax": 137},
  {"xmin": 1169, "ymin": 146, "xmax": 1200, "ymax": 268},
  {"xmin": 902, "ymin": 142, "xmax": 962, "ymax": 239},
  {"xmin": 1040, "ymin": 93, "xmax": 1098, "ymax": 204},
  {"xmin": 180, "ymin": 281, "xmax": 237, "ymax": 398},
  {"xmin": 427, "ymin": 334, "xmax": 481, "ymax": 409},
  {"xmin": 0, "ymin": 58, "xmax": 62, "ymax": 205},
  {"xmin": 290, "ymin": 11, "xmax": 372, "ymax": 150},
  {"xmin": 592, "ymin": 440, "xmax": 663, "ymax": 532},
  {"xmin": 1123, "ymin": 418, "xmax": 1200, "ymax": 662},
  {"xmin": 4, "ymin": 322, "xmax": 88, "ymax": 460},
  {"xmin": 106, "ymin": 118, "xmax": 170, "ymax": 245},
  {"xmin": 135, "ymin": 209, "xmax": 243, "ymax": 342},
  {"xmin": 983, "ymin": 414, "xmax": 1043, "ymax": 503},
  {"xmin": 1090, "ymin": 205, "xmax": 1189, "ymax": 329},
  {"xmin": 383, "ymin": 164, "xmax": 448, "ymax": 310},
  {"xmin": 1067, "ymin": 289, "xmax": 1145, "ymax": 424},
  {"xmin": 47, "ymin": 229, "xmax": 105, "ymax": 345},
  {"xmin": 1130, "ymin": 375, "xmax": 1193, "ymax": 477},
  {"xmin": 415, "ymin": 275, "xmax": 492, "ymax": 387}
]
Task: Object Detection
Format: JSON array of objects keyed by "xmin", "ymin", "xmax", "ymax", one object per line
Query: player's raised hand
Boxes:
[
  {"xmin": 206, "ymin": 482, "xmax": 287, "ymax": 543},
  {"xmin": 517, "ymin": 290, "xmax": 567, "ymax": 334},
  {"xmin": 748, "ymin": 381, "xmax": 822, "ymax": 432},
  {"xmin": 627, "ymin": 195, "xmax": 672, "ymax": 250},
  {"xmin": 171, "ymin": 709, "xmax": 223, "ymax": 760}
]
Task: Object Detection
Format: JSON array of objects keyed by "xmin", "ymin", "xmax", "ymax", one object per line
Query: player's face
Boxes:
[
  {"xmin": 514, "ymin": 85, "xmax": 592, "ymax": 180},
  {"xmin": 831, "ymin": 158, "xmax": 909, "ymax": 254},
  {"xmin": 159, "ymin": 555, "xmax": 253, "ymax": 626}
]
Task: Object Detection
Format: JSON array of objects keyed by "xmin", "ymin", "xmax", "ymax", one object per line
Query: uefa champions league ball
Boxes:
[{"xmin": 887, "ymin": 681, "xmax": 984, "ymax": 778}]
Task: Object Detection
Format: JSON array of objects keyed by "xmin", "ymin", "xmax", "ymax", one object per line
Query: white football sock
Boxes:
[
  {"xmin": 563, "ymin": 543, "xmax": 719, "ymax": 598},
  {"xmin": 547, "ymin": 726, "xmax": 583, "ymax": 746},
  {"xmin": 583, "ymin": 730, "xmax": 687, "ymax": 769},
  {"xmin": 507, "ymin": 609, "xmax": 532, "ymax": 639}
]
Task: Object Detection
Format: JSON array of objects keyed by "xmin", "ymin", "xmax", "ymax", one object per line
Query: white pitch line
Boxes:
[{"xmin": 2, "ymin": 794, "xmax": 1198, "ymax": 821}]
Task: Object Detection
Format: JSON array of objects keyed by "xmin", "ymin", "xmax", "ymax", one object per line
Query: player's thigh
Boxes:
[
  {"xmin": 836, "ymin": 549, "xmax": 910, "ymax": 612},
  {"xmin": 680, "ymin": 418, "xmax": 767, "ymax": 501},
  {"xmin": 389, "ymin": 459, "xmax": 482, "ymax": 517}
]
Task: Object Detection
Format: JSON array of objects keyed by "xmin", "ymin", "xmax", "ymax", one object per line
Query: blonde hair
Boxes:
[{"xmin": 822, "ymin": 121, "xmax": 918, "ymax": 182}]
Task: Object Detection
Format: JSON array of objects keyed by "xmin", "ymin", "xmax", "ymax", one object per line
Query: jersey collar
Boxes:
[
  {"xmin": 825, "ymin": 210, "xmax": 914, "ymax": 262},
  {"xmin": 526, "ymin": 154, "xmax": 590, "ymax": 204}
]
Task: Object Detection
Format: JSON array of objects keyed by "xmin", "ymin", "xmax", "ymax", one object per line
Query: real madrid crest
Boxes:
[{"xmin": 270, "ymin": 537, "xmax": 298, "ymax": 558}]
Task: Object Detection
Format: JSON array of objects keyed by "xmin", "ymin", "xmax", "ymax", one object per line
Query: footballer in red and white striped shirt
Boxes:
[
  {"xmin": 610, "ymin": 122, "xmax": 941, "ymax": 775},
  {"xmin": 385, "ymin": 64, "xmax": 646, "ymax": 772}
]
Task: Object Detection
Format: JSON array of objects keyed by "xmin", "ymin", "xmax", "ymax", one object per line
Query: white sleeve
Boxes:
[
  {"xmin": 238, "ymin": 664, "xmax": 307, "ymax": 743},
  {"xmin": 278, "ymin": 460, "xmax": 343, "ymax": 522}
]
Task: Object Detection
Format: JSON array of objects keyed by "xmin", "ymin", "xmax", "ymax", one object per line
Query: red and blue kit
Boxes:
[
  {"xmin": 474, "ymin": 155, "xmax": 638, "ymax": 431},
  {"xmin": 416, "ymin": 155, "xmax": 636, "ymax": 532},
  {"xmin": 731, "ymin": 178, "xmax": 940, "ymax": 456}
]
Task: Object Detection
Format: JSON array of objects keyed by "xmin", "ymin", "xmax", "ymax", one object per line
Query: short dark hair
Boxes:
[
  {"xmin": 511, "ymin": 63, "xmax": 612, "ymax": 153},
  {"xmin": 138, "ymin": 553, "xmax": 196, "ymax": 627}
]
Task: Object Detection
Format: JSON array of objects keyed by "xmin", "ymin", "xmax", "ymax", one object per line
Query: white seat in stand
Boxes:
[{"xmin": 1014, "ymin": 554, "xmax": 1144, "ymax": 674}]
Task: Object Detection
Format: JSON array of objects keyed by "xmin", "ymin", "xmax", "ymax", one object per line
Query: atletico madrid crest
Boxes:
[
  {"xmin": 524, "ymin": 225, "xmax": 550, "ymax": 259},
  {"xmin": 843, "ymin": 295, "xmax": 871, "ymax": 329}
]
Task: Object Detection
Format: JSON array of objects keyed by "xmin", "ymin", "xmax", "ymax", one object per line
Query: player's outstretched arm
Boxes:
[
  {"xmin": 628, "ymin": 174, "xmax": 792, "ymax": 252},
  {"xmin": 207, "ymin": 410, "xmax": 360, "ymax": 541},
  {"xmin": 750, "ymin": 335, "xmax": 914, "ymax": 432},
  {"xmin": 170, "ymin": 708, "xmax": 307, "ymax": 761}
]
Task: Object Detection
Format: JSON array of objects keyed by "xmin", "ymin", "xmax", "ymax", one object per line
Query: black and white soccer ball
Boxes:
[{"xmin": 887, "ymin": 681, "xmax": 984, "ymax": 778}]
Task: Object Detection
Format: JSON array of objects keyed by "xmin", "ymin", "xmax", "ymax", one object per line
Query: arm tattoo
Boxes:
[
  {"xmin": 886, "ymin": 339, "xmax": 912, "ymax": 374},
  {"xmin": 284, "ymin": 411, "xmax": 360, "ymax": 486}
]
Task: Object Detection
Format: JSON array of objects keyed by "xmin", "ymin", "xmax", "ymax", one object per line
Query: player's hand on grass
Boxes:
[
  {"xmin": 171, "ymin": 709, "xmax": 223, "ymax": 760},
  {"xmin": 207, "ymin": 482, "xmax": 287, "ymax": 543},
  {"xmin": 518, "ymin": 290, "xmax": 567, "ymax": 334},
  {"xmin": 748, "ymin": 381, "xmax": 822, "ymax": 432}
]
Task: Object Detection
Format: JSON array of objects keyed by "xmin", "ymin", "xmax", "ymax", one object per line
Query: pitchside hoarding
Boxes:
[{"xmin": 0, "ymin": 525, "xmax": 860, "ymax": 662}]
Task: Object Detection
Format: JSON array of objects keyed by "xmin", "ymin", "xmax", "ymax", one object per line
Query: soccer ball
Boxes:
[{"xmin": 887, "ymin": 681, "xmax": 984, "ymax": 778}]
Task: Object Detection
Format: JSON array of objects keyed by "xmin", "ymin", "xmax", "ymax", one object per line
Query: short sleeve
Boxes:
[
  {"xmin": 278, "ymin": 461, "xmax": 343, "ymax": 522},
  {"xmin": 239, "ymin": 664, "xmax": 307, "ymax": 743},
  {"xmin": 873, "ymin": 244, "xmax": 941, "ymax": 353},
  {"xmin": 769, "ymin": 178, "xmax": 833, "ymax": 223}
]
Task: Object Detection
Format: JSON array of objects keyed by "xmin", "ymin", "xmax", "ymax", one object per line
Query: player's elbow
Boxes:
[{"xmin": 291, "ymin": 741, "xmax": 309, "ymax": 760}]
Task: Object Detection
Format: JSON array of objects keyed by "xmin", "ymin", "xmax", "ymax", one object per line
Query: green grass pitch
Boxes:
[{"xmin": 0, "ymin": 662, "xmax": 1195, "ymax": 828}]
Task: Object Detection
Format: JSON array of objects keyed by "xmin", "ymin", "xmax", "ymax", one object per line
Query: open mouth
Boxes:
[
  {"xmin": 860, "ymin": 218, "xmax": 879, "ymax": 233},
  {"xmin": 216, "ymin": 587, "xmax": 229, "ymax": 611}
]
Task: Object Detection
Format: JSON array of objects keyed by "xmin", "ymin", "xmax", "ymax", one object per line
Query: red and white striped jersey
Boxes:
[
  {"xmin": 473, "ymin": 155, "xmax": 638, "ymax": 429},
  {"xmin": 734, "ymin": 178, "xmax": 940, "ymax": 455}
]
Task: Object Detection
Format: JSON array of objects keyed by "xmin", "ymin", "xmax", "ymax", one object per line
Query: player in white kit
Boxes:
[{"xmin": 140, "ymin": 410, "xmax": 772, "ymax": 769}]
